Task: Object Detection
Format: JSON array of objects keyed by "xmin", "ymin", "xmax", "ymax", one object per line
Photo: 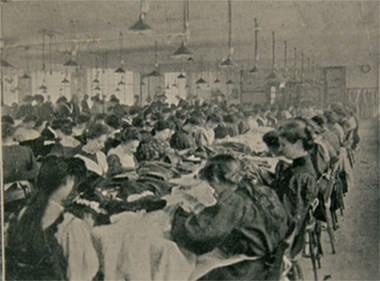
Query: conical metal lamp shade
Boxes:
[
  {"xmin": 129, "ymin": 14, "xmax": 152, "ymax": 33},
  {"xmin": 185, "ymin": 84, "xmax": 190, "ymax": 89},
  {"xmin": 195, "ymin": 78, "xmax": 207, "ymax": 84},
  {"xmin": 21, "ymin": 73, "xmax": 31, "ymax": 79},
  {"xmin": 177, "ymin": 73, "xmax": 186, "ymax": 79},
  {"xmin": 172, "ymin": 41, "xmax": 194, "ymax": 59},
  {"xmin": 118, "ymin": 80, "xmax": 126, "ymax": 86},
  {"xmin": 94, "ymin": 85, "xmax": 101, "ymax": 91},
  {"xmin": 38, "ymin": 84, "xmax": 47, "ymax": 90},
  {"xmin": 220, "ymin": 56, "xmax": 235, "ymax": 68},
  {"xmin": 147, "ymin": 69, "xmax": 161, "ymax": 77},
  {"xmin": 249, "ymin": 65, "xmax": 258, "ymax": 73},
  {"xmin": 93, "ymin": 78, "xmax": 100, "ymax": 84},
  {"xmin": 1, "ymin": 59, "xmax": 13, "ymax": 68},
  {"xmin": 214, "ymin": 78, "xmax": 220, "ymax": 83},
  {"xmin": 115, "ymin": 66, "xmax": 126, "ymax": 74},
  {"xmin": 115, "ymin": 87, "xmax": 121, "ymax": 92},
  {"xmin": 226, "ymin": 79, "xmax": 234, "ymax": 85},
  {"xmin": 63, "ymin": 59, "xmax": 78, "ymax": 67},
  {"xmin": 61, "ymin": 78, "xmax": 70, "ymax": 84}
]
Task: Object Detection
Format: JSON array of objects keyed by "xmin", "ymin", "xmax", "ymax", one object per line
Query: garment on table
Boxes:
[
  {"xmin": 171, "ymin": 183, "xmax": 288, "ymax": 280},
  {"xmin": 136, "ymin": 137, "xmax": 175, "ymax": 163},
  {"xmin": 13, "ymin": 126, "xmax": 40, "ymax": 142},
  {"xmin": 2, "ymin": 144, "xmax": 38, "ymax": 184},
  {"xmin": 107, "ymin": 146, "xmax": 136, "ymax": 169}
]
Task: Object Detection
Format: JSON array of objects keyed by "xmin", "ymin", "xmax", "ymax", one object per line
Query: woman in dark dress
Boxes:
[
  {"xmin": 6, "ymin": 156, "xmax": 99, "ymax": 281},
  {"xmin": 171, "ymin": 154, "xmax": 289, "ymax": 280},
  {"xmin": 272, "ymin": 119, "xmax": 319, "ymax": 260}
]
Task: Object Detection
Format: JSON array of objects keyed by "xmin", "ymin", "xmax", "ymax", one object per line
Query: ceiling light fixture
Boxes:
[
  {"xmin": 220, "ymin": 0, "xmax": 236, "ymax": 68},
  {"xmin": 250, "ymin": 18, "xmax": 259, "ymax": 73},
  {"xmin": 129, "ymin": 0, "xmax": 152, "ymax": 33}
]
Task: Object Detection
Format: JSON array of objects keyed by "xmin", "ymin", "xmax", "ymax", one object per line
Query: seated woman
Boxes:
[
  {"xmin": 75, "ymin": 123, "xmax": 109, "ymax": 187},
  {"xmin": 274, "ymin": 119, "xmax": 318, "ymax": 224},
  {"xmin": 6, "ymin": 156, "xmax": 99, "ymax": 281},
  {"xmin": 136, "ymin": 120, "xmax": 175, "ymax": 163},
  {"xmin": 107, "ymin": 129, "xmax": 141, "ymax": 176},
  {"xmin": 171, "ymin": 154, "xmax": 289, "ymax": 281},
  {"xmin": 13, "ymin": 114, "xmax": 40, "ymax": 142},
  {"xmin": 49, "ymin": 119, "xmax": 82, "ymax": 158}
]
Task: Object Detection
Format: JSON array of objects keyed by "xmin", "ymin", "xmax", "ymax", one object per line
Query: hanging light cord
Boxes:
[
  {"xmin": 294, "ymin": 47, "xmax": 297, "ymax": 78},
  {"xmin": 49, "ymin": 35, "xmax": 53, "ymax": 74},
  {"xmin": 254, "ymin": 18, "xmax": 258, "ymax": 64},
  {"xmin": 24, "ymin": 47, "xmax": 30, "ymax": 73},
  {"xmin": 227, "ymin": 0, "xmax": 232, "ymax": 55},
  {"xmin": 301, "ymin": 51, "xmax": 304, "ymax": 79},
  {"xmin": 284, "ymin": 40, "xmax": 287, "ymax": 71},
  {"xmin": 154, "ymin": 40, "xmax": 158, "ymax": 67},
  {"xmin": 42, "ymin": 33, "xmax": 46, "ymax": 72},
  {"xmin": 119, "ymin": 31, "xmax": 123, "ymax": 66},
  {"xmin": 272, "ymin": 31, "xmax": 275, "ymax": 71}
]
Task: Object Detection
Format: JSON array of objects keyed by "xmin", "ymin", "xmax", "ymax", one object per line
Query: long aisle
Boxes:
[{"xmin": 301, "ymin": 119, "xmax": 380, "ymax": 280}]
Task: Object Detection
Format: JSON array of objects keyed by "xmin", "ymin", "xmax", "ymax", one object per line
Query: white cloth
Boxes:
[
  {"xmin": 92, "ymin": 210, "xmax": 263, "ymax": 281},
  {"xmin": 75, "ymin": 151, "xmax": 108, "ymax": 176},
  {"xmin": 41, "ymin": 202, "xmax": 99, "ymax": 281},
  {"xmin": 108, "ymin": 146, "xmax": 136, "ymax": 169}
]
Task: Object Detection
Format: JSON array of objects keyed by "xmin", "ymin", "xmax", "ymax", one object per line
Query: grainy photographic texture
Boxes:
[{"xmin": 0, "ymin": 1, "xmax": 379, "ymax": 280}]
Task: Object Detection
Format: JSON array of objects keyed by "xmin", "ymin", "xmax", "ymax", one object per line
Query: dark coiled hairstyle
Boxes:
[
  {"xmin": 8, "ymin": 156, "xmax": 86, "ymax": 260},
  {"xmin": 277, "ymin": 119, "xmax": 315, "ymax": 151}
]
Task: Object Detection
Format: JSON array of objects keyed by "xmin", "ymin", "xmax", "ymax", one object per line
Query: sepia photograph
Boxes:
[{"xmin": 0, "ymin": 0, "xmax": 379, "ymax": 280}]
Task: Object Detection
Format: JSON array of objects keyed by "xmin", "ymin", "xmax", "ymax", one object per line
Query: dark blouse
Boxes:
[
  {"xmin": 171, "ymin": 183, "xmax": 288, "ymax": 257},
  {"xmin": 2, "ymin": 145, "xmax": 38, "ymax": 184},
  {"xmin": 273, "ymin": 155, "xmax": 318, "ymax": 223}
]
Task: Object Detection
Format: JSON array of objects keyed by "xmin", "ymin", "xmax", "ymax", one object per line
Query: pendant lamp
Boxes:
[
  {"xmin": 61, "ymin": 77, "xmax": 70, "ymax": 84},
  {"xmin": 195, "ymin": 57, "xmax": 207, "ymax": 84},
  {"xmin": 250, "ymin": 18, "xmax": 259, "ymax": 73},
  {"xmin": 0, "ymin": 59, "xmax": 13, "ymax": 68},
  {"xmin": 220, "ymin": 0, "xmax": 236, "ymax": 68},
  {"xmin": 115, "ymin": 32, "xmax": 126, "ymax": 73},
  {"xmin": 172, "ymin": 0, "xmax": 194, "ymax": 59},
  {"xmin": 147, "ymin": 41, "xmax": 162, "ymax": 77},
  {"xmin": 214, "ymin": 60, "xmax": 220, "ymax": 83},
  {"xmin": 129, "ymin": 0, "xmax": 152, "ymax": 33},
  {"xmin": 177, "ymin": 73, "xmax": 186, "ymax": 79},
  {"xmin": 21, "ymin": 48, "xmax": 31, "ymax": 79},
  {"xmin": 265, "ymin": 31, "xmax": 281, "ymax": 83},
  {"xmin": 94, "ymin": 85, "xmax": 101, "ymax": 91}
]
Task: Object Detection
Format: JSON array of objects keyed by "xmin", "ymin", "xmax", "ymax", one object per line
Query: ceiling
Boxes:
[{"xmin": 1, "ymin": 0, "xmax": 379, "ymax": 73}]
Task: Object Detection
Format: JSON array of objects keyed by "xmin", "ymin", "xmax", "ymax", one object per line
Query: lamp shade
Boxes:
[
  {"xmin": 38, "ymin": 84, "xmax": 47, "ymax": 90},
  {"xmin": 94, "ymin": 85, "xmax": 101, "ymax": 91},
  {"xmin": 172, "ymin": 41, "xmax": 194, "ymax": 59},
  {"xmin": 129, "ymin": 14, "xmax": 152, "ymax": 33},
  {"xmin": 115, "ymin": 67, "xmax": 126, "ymax": 74},
  {"xmin": 249, "ymin": 65, "xmax": 258, "ymax": 73},
  {"xmin": 220, "ymin": 56, "xmax": 235, "ymax": 68},
  {"xmin": 63, "ymin": 59, "xmax": 78, "ymax": 67},
  {"xmin": 21, "ymin": 73, "xmax": 31, "ymax": 79},
  {"xmin": 1, "ymin": 59, "xmax": 13, "ymax": 68},
  {"xmin": 147, "ymin": 69, "xmax": 161, "ymax": 77},
  {"xmin": 195, "ymin": 78, "xmax": 207, "ymax": 84},
  {"xmin": 226, "ymin": 79, "xmax": 234, "ymax": 85},
  {"xmin": 177, "ymin": 73, "xmax": 186, "ymax": 79},
  {"xmin": 214, "ymin": 78, "xmax": 220, "ymax": 83},
  {"xmin": 115, "ymin": 87, "xmax": 121, "ymax": 92},
  {"xmin": 61, "ymin": 77, "xmax": 70, "ymax": 84},
  {"xmin": 118, "ymin": 80, "xmax": 126, "ymax": 86},
  {"xmin": 93, "ymin": 78, "xmax": 100, "ymax": 84}
]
